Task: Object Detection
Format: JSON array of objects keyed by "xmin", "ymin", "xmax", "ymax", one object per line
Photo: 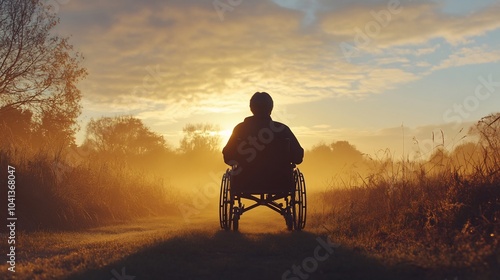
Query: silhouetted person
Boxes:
[{"xmin": 223, "ymin": 92, "xmax": 304, "ymax": 192}]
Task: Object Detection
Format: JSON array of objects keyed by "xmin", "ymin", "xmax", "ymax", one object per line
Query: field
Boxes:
[
  {"xmin": 0, "ymin": 117, "xmax": 499, "ymax": 280},
  {"xmin": 1, "ymin": 1, "xmax": 500, "ymax": 279},
  {"xmin": 2, "ymin": 206, "xmax": 495, "ymax": 280}
]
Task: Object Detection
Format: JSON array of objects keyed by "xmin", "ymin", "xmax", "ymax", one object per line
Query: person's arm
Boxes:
[
  {"xmin": 285, "ymin": 127, "xmax": 304, "ymax": 164},
  {"xmin": 222, "ymin": 125, "xmax": 241, "ymax": 166}
]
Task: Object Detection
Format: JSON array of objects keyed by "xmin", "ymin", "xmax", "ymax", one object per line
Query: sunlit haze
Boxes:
[
  {"xmin": 2, "ymin": 1, "xmax": 499, "ymax": 277},
  {"xmin": 54, "ymin": 0, "xmax": 500, "ymax": 157}
]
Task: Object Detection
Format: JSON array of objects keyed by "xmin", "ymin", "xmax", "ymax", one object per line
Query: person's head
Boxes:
[{"xmin": 250, "ymin": 92, "xmax": 273, "ymax": 116}]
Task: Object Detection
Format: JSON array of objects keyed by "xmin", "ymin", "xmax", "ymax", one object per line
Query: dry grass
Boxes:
[
  {"xmin": 311, "ymin": 145, "xmax": 500, "ymax": 277},
  {"xmin": 0, "ymin": 148, "xmax": 177, "ymax": 230}
]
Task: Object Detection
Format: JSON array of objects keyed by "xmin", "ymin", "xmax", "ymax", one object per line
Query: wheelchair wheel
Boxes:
[
  {"xmin": 219, "ymin": 169, "xmax": 232, "ymax": 230},
  {"xmin": 293, "ymin": 169, "xmax": 307, "ymax": 230}
]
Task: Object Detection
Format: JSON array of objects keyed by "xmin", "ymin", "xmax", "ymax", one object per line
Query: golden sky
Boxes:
[{"xmin": 55, "ymin": 0, "xmax": 500, "ymax": 157}]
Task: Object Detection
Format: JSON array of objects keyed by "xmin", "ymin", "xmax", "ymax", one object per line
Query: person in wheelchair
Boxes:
[{"xmin": 222, "ymin": 92, "xmax": 304, "ymax": 193}]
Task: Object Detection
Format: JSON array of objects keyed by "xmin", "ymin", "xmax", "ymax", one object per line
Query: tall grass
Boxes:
[
  {"xmin": 313, "ymin": 141, "xmax": 499, "ymax": 273},
  {"xmin": 0, "ymin": 147, "xmax": 176, "ymax": 230}
]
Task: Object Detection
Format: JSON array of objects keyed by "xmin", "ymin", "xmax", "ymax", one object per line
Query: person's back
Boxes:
[{"xmin": 222, "ymin": 92, "xmax": 304, "ymax": 192}]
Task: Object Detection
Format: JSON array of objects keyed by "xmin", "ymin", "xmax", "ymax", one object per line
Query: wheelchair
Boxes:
[{"xmin": 219, "ymin": 140, "xmax": 306, "ymax": 231}]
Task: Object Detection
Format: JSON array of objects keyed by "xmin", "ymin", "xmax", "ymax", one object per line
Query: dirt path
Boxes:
[{"xmin": 0, "ymin": 210, "xmax": 436, "ymax": 280}]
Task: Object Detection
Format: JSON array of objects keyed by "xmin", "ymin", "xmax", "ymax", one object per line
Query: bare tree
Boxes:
[
  {"xmin": 471, "ymin": 112, "xmax": 500, "ymax": 169},
  {"xmin": 475, "ymin": 113, "xmax": 500, "ymax": 149},
  {"xmin": 0, "ymin": 0, "xmax": 86, "ymax": 124}
]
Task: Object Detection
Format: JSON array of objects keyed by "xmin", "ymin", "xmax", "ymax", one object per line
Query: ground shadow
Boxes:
[{"xmin": 64, "ymin": 228, "xmax": 458, "ymax": 280}]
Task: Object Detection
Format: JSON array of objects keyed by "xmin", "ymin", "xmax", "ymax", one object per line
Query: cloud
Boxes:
[
  {"xmin": 58, "ymin": 0, "xmax": 500, "ymax": 127},
  {"xmin": 386, "ymin": 45, "xmax": 441, "ymax": 58},
  {"xmin": 431, "ymin": 46, "xmax": 500, "ymax": 71},
  {"xmin": 322, "ymin": 2, "xmax": 500, "ymax": 48},
  {"xmin": 64, "ymin": 1, "xmax": 343, "ymax": 113},
  {"xmin": 354, "ymin": 67, "xmax": 419, "ymax": 96}
]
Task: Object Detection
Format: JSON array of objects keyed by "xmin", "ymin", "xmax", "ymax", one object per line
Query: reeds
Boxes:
[{"xmin": 312, "ymin": 138, "xmax": 499, "ymax": 272}]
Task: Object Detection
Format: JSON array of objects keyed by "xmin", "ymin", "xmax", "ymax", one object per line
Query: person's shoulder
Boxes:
[
  {"xmin": 243, "ymin": 116, "xmax": 254, "ymax": 122},
  {"xmin": 237, "ymin": 116, "xmax": 254, "ymax": 126},
  {"xmin": 271, "ymin": 120, "xmax": 288, "ymax": 127},
  {"xmin": 232, "ymin": 116, "xmax": 252, "ymax": 131},
  {"xmin": 271, "ymin": 120, "xmax": 291, "ymax": 130},
  {"xmin": 270, "ymin": 120, "xmax": 296, "ymax": 137}
]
